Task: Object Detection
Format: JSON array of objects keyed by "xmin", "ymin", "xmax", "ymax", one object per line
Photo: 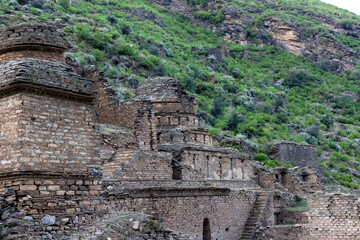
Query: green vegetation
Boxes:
[
  {"xmin": 285, "ymin": 196, "xmax": 308, "ymax": 211},
  {"xmin": 1, "ymin": 0, "xmax": 360, "ymax": 192}
]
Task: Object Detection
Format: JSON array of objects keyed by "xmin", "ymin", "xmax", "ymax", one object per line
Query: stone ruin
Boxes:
[{"xmin": 0, "ymin": 24, "xmax": 359, "ymax": 240}]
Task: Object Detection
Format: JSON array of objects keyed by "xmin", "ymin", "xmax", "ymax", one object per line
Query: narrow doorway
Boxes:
[{"xmin": 203, "ymin": 218, "xmax": 211, "ymax": 240}]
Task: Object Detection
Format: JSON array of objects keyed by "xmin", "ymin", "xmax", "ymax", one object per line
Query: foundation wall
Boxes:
[
  {"xmin": 0, "ymin": 174, "xmax": 103, "ymax": 238},
  {"xmin": 106, "ymin": 189, "xmax": 257, "ymax": 240}
]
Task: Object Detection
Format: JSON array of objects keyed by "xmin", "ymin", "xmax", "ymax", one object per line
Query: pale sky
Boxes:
[{"xmin": 321, "ymin": 0, "xmax": 360, "ymax": 15}]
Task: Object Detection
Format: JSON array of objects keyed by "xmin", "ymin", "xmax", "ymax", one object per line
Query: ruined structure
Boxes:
[
  {"xmin": 0, "ymin": 24, "xmax": 359, "ymax": 240},
  {"xmin": 270, "ymin": 142, "xmax": 322, "ymax": 176}
]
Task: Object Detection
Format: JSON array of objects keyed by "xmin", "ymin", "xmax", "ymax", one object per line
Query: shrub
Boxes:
[
  {"xmin": 324, "ymin": 170, "xmax": 330, "ymax": 178},
  {"xmin": 107, "ymin": 15, "xmax": 118, "ymax": 25},
  {"xmin": 58, "ymin": 0, "xmax": 70, "ymax": 9},
  {"xmin": 30, "ymin": 0, "xmax": 45, "ymax": 9},
  {"xmin": 259, "ymin": 102, "xmax": 273, "ymax": 115},
  {"xmin": 299, "ymin": 132, "xmax": 318, "ymax": 145},
  {"xmin": 274, "ymin": 97, "xmax": 284, "ymax": 111},
  {"xmin": 341, "ymin": 155, "xmax": 350, "ymax": 162},
  {"xmin": 320, "ymin": 162, "xmax": 328, "ymax": 169},
  {"xmin": 263, "ymin": 160, "xmax": 284, "ymax": 169},
  {"xmin": 211, "ymin": 96, "xmax": 226, "ymax": 117},
  {"xmin": 140, "ymin": 55, "xmax": 161, "ymax": 69},
  {"xmin": 349, "ymin": 69, "xmax": 360, "ymax": 81},
  {"xmin": 340, "ymin": 164, "xmax": 347, "ymax": 172},
  {"xmin": 320, "ymin": 115, "xmax": 334, "ymax": 129},
  {"xmin": 254, "ymin": 153, "xmax": 269, "ymax": 162},
  {"xmin": 74, "ymin": 24, "xmax": 92, "ymax": 40},
  {"xmin": 306, "ymin": 125, "xmax": 320, "ymax": 139},
  {"xmin": 121, "ymin": 24, "xmax": 133, "ymax": 35},
  {"xmin": 329, "ymin": 160, "xmax": 337, "ymax": 169},
  {"xmin": 105, "ymin": 67, "xmax": 120, "ymax": 79},
  {"xmin": 92, "ymin": 32, "xmax": 111, "ymax": 49},
  {"xmin": 227, "ymin": 111, "xmax": 243, "ymax": 131},
  {"xmin": 314, "ymin": 58, "xmax": 331, "ymax": 71},
  {"xmin": 117, "ymin": 44, "xmax": 134, "ymax": 56},
  {"xmin": 285, "ymin": 68, "xmax": 312, "ymax": 88},
  {"xmin": 341, "ymin": 20, "xmax": 353, "ymax": 30},
  {"xmin": 193, "ymin": 9, "xmax": 225, "ymax": 25},
  {"xmin": 91, "ymin": 49, "xmax": 105, "ymax": 62},
  {"xmin": 183, "ymin": 75, "xmax": 196, "ymax": 93},
  {"xmin": 276, "ymin": 110, "xmax": 289, "ymax": 124}
]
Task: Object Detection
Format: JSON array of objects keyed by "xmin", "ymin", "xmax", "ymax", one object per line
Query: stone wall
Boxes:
[
  {"xmin": 0, "ymin": 59, "xmax": 95, "ymax": 97},
  {"xmin": 254, "ymin": 225, "xmax": 308, "ymax": 240},
  {"xmin": 0, "ymin": 24, "xmax": 71, "ymax": 54},
  {"xmin": 0, "ymin": 173, "xmax": 103, "ymax": 238},
  {"xmin": 167, "ymin": 146, "xmax": 254, "ymax": 180},
  {"xmin": 0, "ymin": 94, "xmax": 22, "ymax": 171},
  {"xmin": 106, "ymin": 187, "xmax": 257, "ymax": 240},
  {"xmin": 257, "ymin": 166, "xmax": 322, "ymax": 196},
  {"xmin": 135, "ymin": 77, "xmax": 197, "ymax": 116},
  {"xmin": 103, "ymin": 150, "xmax": 173, "ymax": 180},
  {"xmin": 1, "ymin": 93, "xmax": 101, "ymax": 173},
  {"xmin": 271, "ymin": 142, "xmax": 322, "ymax": 175},
  {"xmin": 305, "ymin": 192, "xmax": 360, "ymax": 239},
  {"xmin": 157, "ymin": 128, "xmax": 212, "ymax": 146},
  {"xmin": 91, "ymin": 76, "xmax": 144, "ymax": 128}
]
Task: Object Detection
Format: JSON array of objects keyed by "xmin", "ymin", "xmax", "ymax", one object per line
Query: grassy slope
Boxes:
[{"xmin": 1, "ymin": 0, "xmax": 360, "ymax": 193}]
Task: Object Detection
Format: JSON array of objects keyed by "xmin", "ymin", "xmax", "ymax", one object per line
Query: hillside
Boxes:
[{"xmin": 1, "ymin": 0, "xmax": 360, "ymax": 194}]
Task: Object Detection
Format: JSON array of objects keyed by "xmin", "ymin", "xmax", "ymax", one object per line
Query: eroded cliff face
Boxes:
[{"xmin": 147, "ymin": 0, "xmax": 360, "ymax": 72}]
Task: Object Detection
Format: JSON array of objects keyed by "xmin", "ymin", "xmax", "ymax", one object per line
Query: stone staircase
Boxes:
[
  {"xmin": 241, "ymin": 191, "xmax": 270, "ymax": 240},
  {"xmin": 102, "ymin": 150, "xmax": 135, "ymax": 177}
]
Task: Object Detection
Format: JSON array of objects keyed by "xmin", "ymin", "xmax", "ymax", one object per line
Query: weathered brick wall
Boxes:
[
  {"xmin": 0, "ymin": 173, "xmax": 103, "ymax": 238},
  {"xmin": 103, "ymin": 150, "xmax": 173, "ymax": 180},
  {"xmin": 157, "ymin": 129, "xmax": 212, "ymax": 146},
  {"xmin": 135, "ymin": 103, "xmax": 157, "ymax": 150},
  {"xmin": 14, "ymin": 93, "xmax": 101, "ymax": 173},
  {"xmin": 305, "ymin": 193, "xmax": 360, "ymax": 239},
  {"xmin": 135, "ymin": 77, "xmax": 197, "ymax": 116},
  {"xmin": 106, "ymin": 188, "xmax": 257, "ymax": 240},
  {"xmin": 91, "ymin": 77, "xmax": 143, "ymax": 128},
  {"xmin": 103, "ymin": 179, "xmax": 257, "ymax": 189},
  {"xmin": 178, "ymin": 148, "xmax": 254, "ymax": 180},
  {"xmin": 0, "ymin": 94, "xmax": 23, "ymax": 171},
  {"xmin": 257, "ymin": 166, "xmax": 322, "ymax": 196},
  {"xmin": 271, "ymin": 142, "xmax": 322, "ymax": 175},
  {"xmin": 0, "ymin": 59, "xmax": 95, "ymax": 96},
  {"xmin": 0, "ymin": 24, "xmax": 71, "ymax": 54},
  {"xmin": 0, "ymin": 49, "xmax": 65, "ymax": 63},
  {"xmin": 254, "ymin": 225, "xmax": 308, "ymax": 240},
  {"xmin": 155, "ymin": 114, "xmax": 199, "ymax": 128}
]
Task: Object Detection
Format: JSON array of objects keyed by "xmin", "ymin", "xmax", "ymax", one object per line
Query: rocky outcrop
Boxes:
[{"xmin": 147, "ymin": 0, "xmax": 360, "ymax": 71}]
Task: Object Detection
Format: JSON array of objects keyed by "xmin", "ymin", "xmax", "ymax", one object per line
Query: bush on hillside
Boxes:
[{"xmin": 285, "ymin": 68, "xmax": 312, "ymax": 88}]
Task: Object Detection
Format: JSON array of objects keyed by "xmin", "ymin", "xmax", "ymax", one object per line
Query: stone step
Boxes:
[{"xmin": 240, "ymin": 192, "xmax": 270, "ymax": 240}]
